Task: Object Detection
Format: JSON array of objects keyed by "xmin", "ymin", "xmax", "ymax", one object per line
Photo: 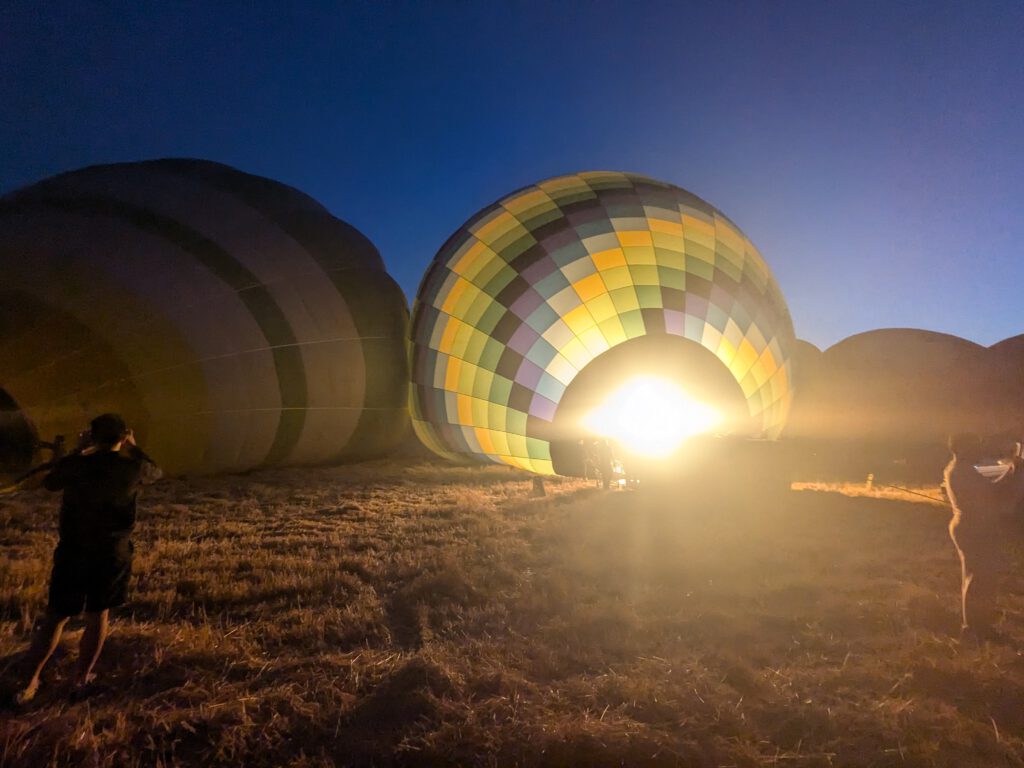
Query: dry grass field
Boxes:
[{"xmin": 2, "ymin": 459, "xmax": 1023, "ymax": 767}]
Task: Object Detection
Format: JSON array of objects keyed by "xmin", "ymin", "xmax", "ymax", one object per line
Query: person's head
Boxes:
[
  {"xmin": 948, "ymin": 432, "xmax": 983, "ymax": 462},
  {"xmin": 89, "ymin": 413, "xmax": 128, "ymax": 449}
]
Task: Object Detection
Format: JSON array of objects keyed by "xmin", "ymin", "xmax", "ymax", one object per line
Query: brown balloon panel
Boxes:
[{"xmin": 0, "ymin": 159, "xmax": 409, "ymax": 476}]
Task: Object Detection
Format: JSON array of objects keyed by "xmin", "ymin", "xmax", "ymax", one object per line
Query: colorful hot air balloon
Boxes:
[
  {"xmin": 410, "ymin": 171, "xmax": 796, "ymax": 474},
  {"xmin": 0, "ymin": 159, "xmax": 408, "ymax": 476}
]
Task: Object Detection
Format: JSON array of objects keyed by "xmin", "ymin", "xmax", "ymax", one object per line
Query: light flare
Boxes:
[{"xmin": 583, "ymin": 376, "xmax": 721, "ymax": 457}]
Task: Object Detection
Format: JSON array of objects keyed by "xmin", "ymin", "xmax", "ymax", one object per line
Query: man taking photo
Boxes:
[{"xmin": 17, "ymin": 413, "xmax": 161, "ymax": 704}]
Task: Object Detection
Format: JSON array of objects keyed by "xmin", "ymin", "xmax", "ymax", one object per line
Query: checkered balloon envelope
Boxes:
[{"xmin": 409, "ymin": 172, "xmax": 796, "ymax": 475}]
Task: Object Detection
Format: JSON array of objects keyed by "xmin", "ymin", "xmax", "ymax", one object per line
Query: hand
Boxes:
[
  {"xmin": 75, "ymin": 430, "xmax": 92, "ymax": 451},
  {"xmin": 123, "ymin": 428, "xmax": 136, "ymax": 447}
]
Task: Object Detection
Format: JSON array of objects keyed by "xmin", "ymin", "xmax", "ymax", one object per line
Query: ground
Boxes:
[{"xmin": 1, "ymin": 459, "xmax": 1023, "ymax": 767}]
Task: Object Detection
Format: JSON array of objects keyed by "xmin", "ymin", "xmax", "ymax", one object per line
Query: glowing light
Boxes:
[{"xmin": 583, "ymin": 377, "xmax": 720, "ymax": 457}]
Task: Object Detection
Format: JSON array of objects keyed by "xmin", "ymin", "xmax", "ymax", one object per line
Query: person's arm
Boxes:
[
  {"xmin": 993, "ymin": 455, "xmax": 1024, "ymax": 506},
  {"xmin": 136, "ymin": 451, "xmax": 163, "ymax": 485},
  {"xmin": 41, "ymin": 456, "xmax": 75, "ymax": 491},
  {"xmin": 123, "ymin": 430, "xmax": 162, "ymax": 484}
]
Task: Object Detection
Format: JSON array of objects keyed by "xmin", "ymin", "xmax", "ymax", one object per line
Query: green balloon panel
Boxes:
[{"xmin": 410, "ymin": 172, "xmax": 797, "ymax": 474}]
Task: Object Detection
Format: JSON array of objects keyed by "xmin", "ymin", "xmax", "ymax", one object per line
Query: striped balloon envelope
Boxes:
[
  {"xmin": 409, "ymin": 172, "xmax": 796, "ymax": 475},
  {"xmin": 0, "ymin": 159, "xmax": 409, "ymax": 476}
]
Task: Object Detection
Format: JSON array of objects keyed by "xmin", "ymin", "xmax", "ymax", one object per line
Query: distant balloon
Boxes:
[
  {"xmin": 410, "ymin": 171, "xmax": 797, "ymax": 474},
  {"xmin": 0, "ymin": 159, "xmax": 409, "ymax": 475},
  {"xmin": 787, "ymin": 328, "xmax": 1022, "ymax": 445}
]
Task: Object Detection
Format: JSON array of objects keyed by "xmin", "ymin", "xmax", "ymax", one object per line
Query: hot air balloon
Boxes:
[
  {"xmin": 0, "ymin": 159, "xmax": 409, "ymax": 477},
  {"xmin": 789, "ymin": 330, "xmax": 992, "ymax": 445},
  {"xmin": 409, "ymin": 171, "xmax": 796, "ymax": 475},
  {"xmin": 785, "ymin": 329, "xmax": 1024, "ymax": 480}
]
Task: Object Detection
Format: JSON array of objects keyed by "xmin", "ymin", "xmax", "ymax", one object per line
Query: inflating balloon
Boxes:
[
  {"xmin": 410, "ymin": 171, "xmax": 797, "ymax": 474},
  {"xmin": 0, "ymin": 159, "xmax": 409, "ymax": 476}
]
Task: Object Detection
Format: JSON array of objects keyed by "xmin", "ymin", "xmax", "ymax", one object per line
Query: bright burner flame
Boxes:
[{"xmin": 583, "ymin": 376, "xmax": 720, "ymax": 457}]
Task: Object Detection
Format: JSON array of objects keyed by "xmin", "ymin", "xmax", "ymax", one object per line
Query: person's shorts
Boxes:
[{"xmin": 47, "ymin": 539, "xmax": 133, "ymax": 617}]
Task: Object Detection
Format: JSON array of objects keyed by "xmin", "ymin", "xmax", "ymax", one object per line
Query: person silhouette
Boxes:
[
  {"xmin": 596, "ymin": 439, "xmax": 615, "ymax": 490},
  {"xmin": 17, "ymin": 414, "xmax": 161, "ymax": 703},
  {"xmin": 944, "ymin": 432, "xmax": 1024, "ymax": 642}
]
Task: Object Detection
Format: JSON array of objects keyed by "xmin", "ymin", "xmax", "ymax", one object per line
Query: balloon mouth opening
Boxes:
[
  {"xmin": 581, "ymin": 376, "xmax": 723, "ymax": 458},
  {"xmin": 0, "ymin": 388, "xmax": 35, "ymax": 478},
  {"xmin": 548, "ymin": 335, "xmax": 753, "ymax": 476}
]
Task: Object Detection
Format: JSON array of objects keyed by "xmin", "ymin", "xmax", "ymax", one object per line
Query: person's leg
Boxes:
[
  {"xmin": 18, "ymin": 613, "xmax": 69, "ymax": 703},
  {"xmin": 965, "ymin": 550, "xmax": 1001, "ymax": 638},
  {"xmin": 76, "ymin": 609, "xmax": 109, "ymax": 686},
  {"xmin": 20, "ymin": 544, "xmax": 83, "ymax": 703},
  {"xmin": 76, "ymin": 538, "xmax": 130, "ymax": 687},
  {"xmin": 950, "ymin": 522, "xmax": 975, "ymax": 635},
  {"xmin": 958, "ymin": 550, "xmax": 971, "ymax": 632}
]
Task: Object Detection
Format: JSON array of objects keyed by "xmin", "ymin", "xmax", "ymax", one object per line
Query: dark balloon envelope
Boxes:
[
  {"xmin": 787, "ymin": 328, "xmax": 1024, "ymax": 445},
  {"xmin": 409, "ymin": 171, "xmax": 797, "ymax": 474},
  {"xmin": 0, "ymin": 159, "xmax": 409, "ymax": 475}
]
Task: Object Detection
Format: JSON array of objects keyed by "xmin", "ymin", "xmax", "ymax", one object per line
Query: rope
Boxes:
[
  {"xmin": 0, "ymin": 462, "xmax": 54, "ymax": 496},
  {"xmin": 0, "ymin": 479, "xmax": 27, "ymax": 495},
  {"xmin": 875, "ymin": 481, "xmax": 949, "ymax": 506}
]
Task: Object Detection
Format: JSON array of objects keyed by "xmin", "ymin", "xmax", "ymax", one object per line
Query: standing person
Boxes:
[
  {"xmin": 943, "ymin": 433, "xmax": 1024, "ymax": 642},
  {"xmin": 597, "ymin": 439, "xmax": 615, "ymax": 490},
  {"xmin": 17, "ymin": 413, "xmax": 161, "ymax": 703}
]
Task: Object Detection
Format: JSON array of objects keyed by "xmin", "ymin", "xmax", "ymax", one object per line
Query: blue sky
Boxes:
[{"xmin": 3, "ymin": 0, "xmax": 1022, "ymax": 349}]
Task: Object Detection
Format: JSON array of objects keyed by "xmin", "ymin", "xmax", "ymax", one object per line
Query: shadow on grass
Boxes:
[
  {"xmin": 385, "ymin": 562, "xmax": 482, "ymax": 650},
  {"xmin": 329, "ymin": 656, "xmax": 456, "ymax": 765},
  {"xmin": 909, "ymin": 663, "xmax": 1024, "ymax": 731}
]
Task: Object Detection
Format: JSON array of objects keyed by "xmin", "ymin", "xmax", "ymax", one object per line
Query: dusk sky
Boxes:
[{"xmin": 3, "ymin": 0, "xmax": 1022, "ymax": 350}]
